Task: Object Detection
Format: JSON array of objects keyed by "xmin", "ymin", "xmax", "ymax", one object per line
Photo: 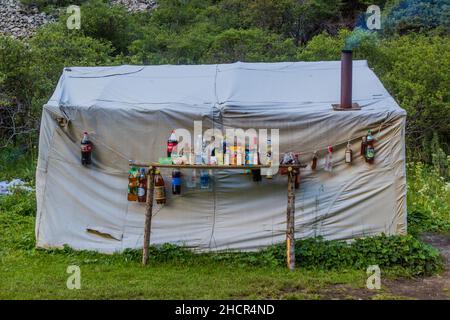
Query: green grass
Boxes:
[
  {"xmin": 0, "ymin": 211, "xmax": 371, "ymax": 300},
  {"xmin": 0, "ymin": 150, "xmax": 447, "ymax": 299}
]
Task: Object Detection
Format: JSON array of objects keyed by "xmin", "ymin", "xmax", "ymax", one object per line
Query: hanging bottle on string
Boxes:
[
  {"xmin": 324, "ymin": 146, "xmax": 333, "ymax": 172},
  {"xmin": 365, "ymin": 130, "xmax": 375, "ymax": 163},
  {"xmin": 137, "ymin": 168, "xmax": 147, "ymax": 203},
  {"xmin": 81, "ymin": 131, "xmax": 93, "ymax": 166},
  {"xmin": 311, "ymin": 151, "xmax": 318, "ymax": 170},
  {"xmin": 345, "ymin": 141, "xmax": 353, "ymax": 164},
  {"xmin": 128, "ymin": 160, "xmax": 139, "ymax": 201}
]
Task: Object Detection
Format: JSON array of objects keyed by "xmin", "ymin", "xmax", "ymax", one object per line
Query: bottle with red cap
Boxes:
[
  {"xmin": 81, "ymin": 131, "xmax": 93, "ymax": 166},
  {"xmin": 167, "ymin": 130, "xmax": 178, "ymax": 158}
]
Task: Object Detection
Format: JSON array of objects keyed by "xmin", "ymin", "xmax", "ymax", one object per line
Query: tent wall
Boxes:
[{"xmin": 35, "ymin": 62, "xmax": 407, "ymax": 253}]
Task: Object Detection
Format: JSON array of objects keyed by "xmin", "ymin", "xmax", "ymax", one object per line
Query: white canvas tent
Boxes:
[{"xmin": 36, "ymin": 61, "xmax": 407, "ymax": 253}]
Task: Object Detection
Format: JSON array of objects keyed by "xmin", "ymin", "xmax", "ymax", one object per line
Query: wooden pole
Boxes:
[
  {"xmin": 286, "ymin": 166, "xmax": 296, "ymax": 271},
  {"xmin": 142, "ymin": 166, "xmax": 155, "ymax": 266}
]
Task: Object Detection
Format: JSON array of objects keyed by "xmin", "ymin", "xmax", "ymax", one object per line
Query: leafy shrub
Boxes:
[
  {"xmin": 76, "ymin": 0, "xmax": 141, "ymax": 55},
  {"xmin": 0, "ymin": 190, "xmax": 36, "ymax": 217},
  {"xmin": 383, "ymin": 0, "xmax": 450, "ymax": 35},
  {"xmin": 283, "ymin": 235, "xmax": 444, "ymax": 276},
  {"xmin": 205, "ymin": 28, "xmax": 296, "ymax": 63},
  {"xmin": 297, "ymin": 31, "xmax": 450, "ymax": 161},
  {"xmin": 103, "ymin": 235, "xmax": 443, "ymax": 276},
  {"xmin": 0, "ymin": 146, "xmax": 37, "ymax": 181},
  {"xmin": 407, "ymin": 162, "xmax": 450, "ymax": 235}
]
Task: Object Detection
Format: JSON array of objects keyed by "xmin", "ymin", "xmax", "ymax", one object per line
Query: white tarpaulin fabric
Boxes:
[{"xmin": 36, "ymin": 61, "xmax": 407, "ymax": 253}]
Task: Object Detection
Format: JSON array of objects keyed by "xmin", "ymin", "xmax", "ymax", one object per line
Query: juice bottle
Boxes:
[
  {"xmin": 154, "ymin": 170, "xmax": 166, "ymax": 204},
  {"xmin": 137, "ymin": 168, "xmax": 147, "ymax": 203}
]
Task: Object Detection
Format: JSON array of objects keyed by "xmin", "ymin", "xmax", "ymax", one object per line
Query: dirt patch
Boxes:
[
  {"xmin": 381, "ymin": 233, "xmax": 450, "ymax": 300},
  {"xmin": 317, "ymin": 233, "xmax": 450, "ymax": 300}
]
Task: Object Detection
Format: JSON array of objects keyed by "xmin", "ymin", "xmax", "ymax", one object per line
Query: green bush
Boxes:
[
  {"xmin": 283, "ymin": 235, "xmax": 442, "ymax": 276},
  {"xmin": 383, "ymin": 0, "xmax": 450, "ymax": 35},
  {"xmin": 205, "ymin": 28, "xmax": 297, "ymax": 63},
  {"xmin": 407, "ymin": 162, "xmax": 450, "ymax": 235},
  {"xmin": 0, "ymin": 190, "xmax": 36, "ymax": 217},
  {"xmin": 297, "ymin": 31, "xmax": 450, "ymax": 161},
  {"xmin": 112, "ymin": 235, "xmax": 444, "ymax": 276},
  {"xmin": 77, "ymin": 0, "xmax": 141, "ymax": 55}
]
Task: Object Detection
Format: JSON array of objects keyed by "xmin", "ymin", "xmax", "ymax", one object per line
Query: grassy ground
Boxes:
[
  {"xmin": 0, "ymin": 203, "xmax": 446, "ymax": 300},
  {"xmin": 0, "ymin": 210, "xmax": 372, "ymax": 300},
  {"xmin": 0, "ymin": 152, "xmax": 448, "ymax": 299}
]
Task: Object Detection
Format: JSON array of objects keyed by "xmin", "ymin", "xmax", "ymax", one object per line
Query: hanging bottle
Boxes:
[
  {"xmin": 345, "ymin": 141, "xmax": 353, "ymax": 164},
  {"xmin": 127, "ymin": 160, "xmax": 138, "ymax": 201},
  {"xmin": 361, "ymin": 136, "xmax": 367, "ymax": 157},
  {"xmin": 186, "ymin": 169, "xmax": 197, "ymax": 189},
  {"xmin": 311, "ymin": 151, "xmax": 318, "ymax": 170},
  {"xmin": 137, "ymin": 168, "xmax": 147, "ymax": 203},
  {"xmin": 200, "ymin": 170, "xmax": 210, "ymax": 189},
  {"xmin": 154, "ymin": 170, "xmax": 166, "ymax": 204},
  {"xmin": 81, "ymin": 131, "xmax": 93, "ymax": 166},
  {"xmin": 365, "ymin": 130, "xmax": 375, "ymax": 164},
  {"xmin": 325, "ymin": 146, "xmax": 333, "ymax": 172},
  {"xmin": 172, "ymin": 169, "xmax": 181, "ymax": 195}
]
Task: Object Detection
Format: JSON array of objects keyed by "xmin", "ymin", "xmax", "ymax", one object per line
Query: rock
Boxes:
[
  {"xmin": 0, "ymin": 0, "xmax": 55, "ymax": 39},
  {"xmin": 110, "ymin": 0, "xmax": 157, "ymax": 12},
  {"xmin": 0, "ymin": 0, "xmax": 157, "ymax": 39}
]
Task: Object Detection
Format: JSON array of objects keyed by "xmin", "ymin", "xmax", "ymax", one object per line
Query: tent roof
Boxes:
[{"xmin": 47, "ymin": 61, "xmax": 403, "ymax": 113}]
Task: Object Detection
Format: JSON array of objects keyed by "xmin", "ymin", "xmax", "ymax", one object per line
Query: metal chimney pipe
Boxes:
[{"xmin": 340, "ymin": 50, "xmax": 353, "ymax": 109}]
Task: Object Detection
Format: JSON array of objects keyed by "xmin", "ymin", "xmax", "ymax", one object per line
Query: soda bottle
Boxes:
[
  {"xmin": 154, "ymin": 170, "xmax": 166, "ymax": 204},
  {"xmin": 81, "ymin": 131, "xmax": 93, "ymax": 165},
  {"xmin": 127, "ymin": 161, "xmax": 138, "ymax": 201},
  {"xmin": 172, "ymin": 169, "xmax": 181, "ymax": 194},
  {"xmin": 137, "ymin": 168, "xmax": 147, "ymax": 203},
  {"xmin": 167, "ymin": 130, "xmax": 178, "ymax": 157}
]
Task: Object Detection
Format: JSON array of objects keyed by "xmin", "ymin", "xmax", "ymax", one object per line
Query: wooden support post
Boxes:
[
  {"xmin": 286, "ymin": 166, "xmax": 296, "ymax": 271},
  {"xmin": 142, "ymin": 166, "xmax": 155, "ymax": 266}
]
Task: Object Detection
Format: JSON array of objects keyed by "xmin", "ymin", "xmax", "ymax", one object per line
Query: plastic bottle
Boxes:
[
  {"xmin": 200, "ymin": 170, "xmax": 210, "ymax": 189},
  {"xmin": 186, "ymin": 169, "xmax": 197, "ymax": 189},
  {"xmin": 127, "ymin": 160, "xmax": 138, "ymax": 201},
  {"xmin": 167, "ymin": 130, "xmax": 178, "ymax": 157},
  {"xmin": 195, "ymin": 134, "xmax": 203, "ymax": 165},
  {"xmin": 81, "ymin": 131, "xmax": 93, "ymax": 166},
  {"xmin": 172, "ymin": 169, "xmax": 181, "ymax": 195}
]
